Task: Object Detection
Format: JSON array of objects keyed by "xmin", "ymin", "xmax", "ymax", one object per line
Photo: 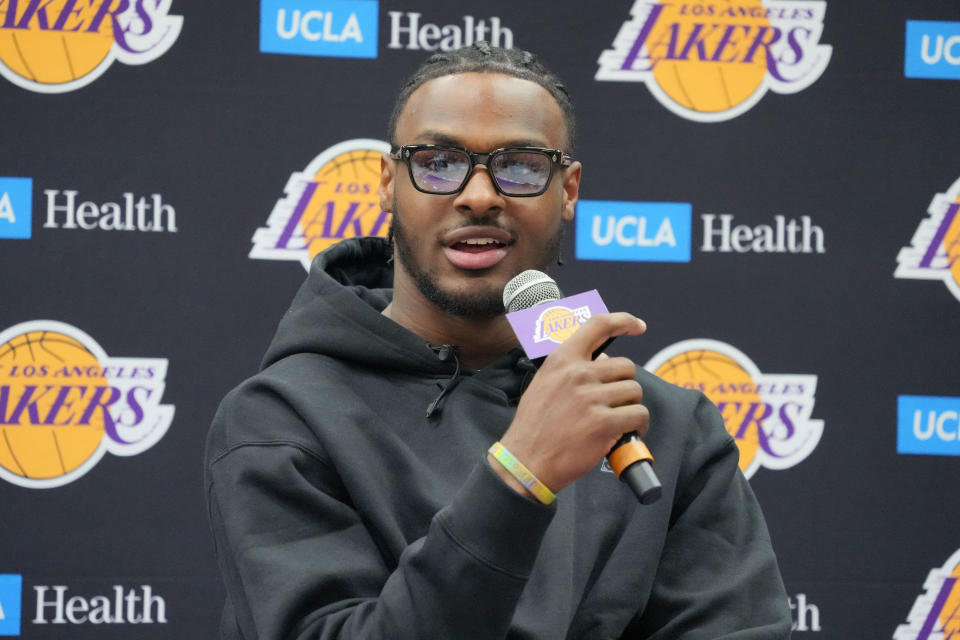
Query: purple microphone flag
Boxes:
[{"xmin": 506, "ymin": 289, "xmax": 609, "ymax": 359}]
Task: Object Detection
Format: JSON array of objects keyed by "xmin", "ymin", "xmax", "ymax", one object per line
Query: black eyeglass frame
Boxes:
[{"xmin": 389, "ymin": 144, "xmax": 574, "ymax": 197}]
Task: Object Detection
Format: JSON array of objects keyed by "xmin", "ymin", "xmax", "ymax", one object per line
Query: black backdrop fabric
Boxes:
[{"xmin": 1, "ymin": 1, "xmax": 959, "ymax": 638}]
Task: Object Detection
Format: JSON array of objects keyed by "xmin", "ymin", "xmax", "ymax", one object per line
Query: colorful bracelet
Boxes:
[{"xmin": 488, "ymin": 441, "xmax": 556, "ymax": 505}]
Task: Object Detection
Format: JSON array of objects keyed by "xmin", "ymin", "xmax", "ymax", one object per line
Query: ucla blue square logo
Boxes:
[
  {"xmin": 576, "ymin": 200, "xmax": 692, "ymax": 262},
  {"xmin": 905, "ymin": 21, "xmax": 960, "ymax": 80},
  {"xmin": 0, "ymin": 177, "xmax": 33, "ymax": 240},
  {"xmin": 260, "ymin": 0, "xmax": 378, "ymax": 59},
  {"xmin": 0, "ymin": 574, "xmax": 22, "ymax": 636},
  {"xmin": 897, "ymin": 395, "xmax": 960, "ymax": 456}
]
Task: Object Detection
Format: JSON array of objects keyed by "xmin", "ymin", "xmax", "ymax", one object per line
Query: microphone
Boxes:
[{"xmin": 503, "ymin": 270, "xmax": 662, "ymax": 505}]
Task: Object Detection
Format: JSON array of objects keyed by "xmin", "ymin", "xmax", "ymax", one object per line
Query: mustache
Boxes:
[{"xmin": 447, "ymin": 216, "xmax": 515, "ymax": 237}]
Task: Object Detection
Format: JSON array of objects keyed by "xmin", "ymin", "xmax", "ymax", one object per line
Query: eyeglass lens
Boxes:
[{"xmin": 409, "ymin": 148, "xmax": 552, "ymax": 195}]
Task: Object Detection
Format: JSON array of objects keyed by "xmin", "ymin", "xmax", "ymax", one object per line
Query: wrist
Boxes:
[
  {"xmin": 487, "ymin": 453, "xmax": 538, "ymax": 500},
  {"xmin": 487, "ymin": 442, "xmax": 556, "ymax": 505}
]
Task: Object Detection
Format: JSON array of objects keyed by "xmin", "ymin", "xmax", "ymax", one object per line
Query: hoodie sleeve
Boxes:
[
  {"xmin": 206, "ymin": 383, "xmax": 556, "ymax": 640},
  {"xmin": 621, "ymin": 393, "xmax": 792, "ymax": 639}
]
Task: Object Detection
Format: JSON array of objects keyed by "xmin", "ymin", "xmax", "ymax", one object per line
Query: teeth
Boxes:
[{"xmin": 463, "ymin": 238, "xmax": 498, "ymax": 245}]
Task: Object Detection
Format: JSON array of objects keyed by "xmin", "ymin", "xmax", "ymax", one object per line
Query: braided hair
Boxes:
[{"xmin": 387, "ymin": 42, "xmax": 576, "ymax": 153}]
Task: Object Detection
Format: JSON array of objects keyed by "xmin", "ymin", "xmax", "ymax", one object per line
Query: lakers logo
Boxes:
[
  {"xmin": 894, "ymin": 547, "xmax": 960, "ymax": 639},
  {"xmin": 251, "ymin": 139, "xmax": 392, "ymax": 270},
  {"xmin": 533, "ymin": 305, "xmax": 591, "ymax": 344},
  {"xmin": 596, "ymin": 0, "xmax": 832, "ymax": 122},
  {"xmin": 645, "ymin": 339, "xmax": 822, "ymax": 477},
  {"xmin": 0, "ymin": 321, "xmax": 173, "ymax": 488},
  {"xmin": 895, "ymin": 175, "xmax": 960, "ymax": 304},
  {"xmin": 0, "ymin": 0, "xmax": 182, "ymax": 94}
]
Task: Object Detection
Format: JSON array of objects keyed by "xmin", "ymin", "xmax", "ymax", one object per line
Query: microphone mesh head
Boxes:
[{"xmin": 503, "ymin": 270, "xmax": 561, "ymax": 313}]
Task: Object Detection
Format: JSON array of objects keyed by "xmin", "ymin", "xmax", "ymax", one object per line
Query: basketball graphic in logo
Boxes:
[
  {"xmin": 0, "ymin": 330, "xmax": 108, "ymax": 480},
  {"xmin": 0, "ymin": 0, "xmax": 182, "ymax": 93},
  {"xmin": 251, "ymin": 139, "xmax": 393, "ymax": 270},
  {"xmin": 300, "ymin": 147, "xmax": 387, "ymax": 259},
  {"xmin": 0, "ymin": 321, "xmax": 174, "ymax": 489},
  {"xmin": 0, "ymin": 0, "xmax": 115, "ymax": 85},
  {"xmin": 946, "ymin": 193, "xmax": 960, "ymax": 288},
  {"xmin": 534, "ymin": 306, "xmax": 592, "ymax": 344},
  {"xmin": 645, "ymin": 339, "xmax": 822, "ymax": 478},
  {"xmin": 653, "ymin": 348, "xmax": 762, "ymax": 473},
  {"xmin": 647, "ymin": 0, "xmax": 771, "ymax": 114},
  {"xmin": 596, "ymin": 0, "xmax": 833, "ymax": 122}
]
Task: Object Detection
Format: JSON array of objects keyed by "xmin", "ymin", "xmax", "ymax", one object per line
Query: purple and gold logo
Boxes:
[
  {"xmin": 644, "ymin": 339, "xmax": 822, "ymax": 478},
  {"xmin": 894, "ymin": 547, "xmax": 960, "ymax": 639},
  {"xmin": 596, "ymin": 0, "xmax": 832, "ymax": 122},
  {"xmin": 506, "ymin": 290, "xmax": 608, "ymax": 360},
  {"xmin": 0, "ymin": 320, "xmax": 173, "ymax": 488},
  {"xmin": 251, "ymin": 139, "xmax": 392, "ymax": 270},
  {"xmin": 0, "ymin": 0, "xmax": 182, "ymax": 93},
  {"xmin": 895, "ymin": 175, "xmax": 960, "ymax": 303},
  {"xmin": 534, "ymin": 305, "xmax": 592, "ymax": 345}
]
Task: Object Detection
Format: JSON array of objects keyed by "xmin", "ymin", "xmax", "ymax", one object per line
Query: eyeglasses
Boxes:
[{"xmin": 389, "ymin": 144, "xmax": 573, "ymax": 197}]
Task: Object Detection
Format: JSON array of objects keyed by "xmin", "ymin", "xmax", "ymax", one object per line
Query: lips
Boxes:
[{"xmin": 442, "ymin": 226, "xmax": 512, "ymax": 270}]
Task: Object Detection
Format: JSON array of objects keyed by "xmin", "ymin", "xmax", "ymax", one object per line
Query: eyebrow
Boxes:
[{"xmin": 414, "ymin": 130, "xmax": 551, "ymax": 150}]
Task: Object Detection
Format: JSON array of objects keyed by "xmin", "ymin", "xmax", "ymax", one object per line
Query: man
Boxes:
[{"xmin": 206, "ymin": 43, "xmax": 790, "ymax": 639}]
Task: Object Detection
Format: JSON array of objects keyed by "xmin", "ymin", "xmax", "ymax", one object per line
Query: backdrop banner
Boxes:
[{"xmin": 1, "ymin": 1, "xmax": 958, "ymax": 637}]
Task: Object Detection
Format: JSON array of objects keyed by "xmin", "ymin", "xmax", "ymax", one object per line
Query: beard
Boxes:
[{"xmin": 390, "ymin": 204, "xmax": 565, "ymax": 319}]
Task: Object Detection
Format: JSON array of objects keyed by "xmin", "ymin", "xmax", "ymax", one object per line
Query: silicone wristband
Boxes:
[{"xmin": 488, "ymin": 441, "xmax": 556, "ymax": 505}]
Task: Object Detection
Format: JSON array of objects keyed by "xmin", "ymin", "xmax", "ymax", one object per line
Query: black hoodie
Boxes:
[{"xmin": 205, "ymin": 237, "xmax": 791, "ymax": 639}]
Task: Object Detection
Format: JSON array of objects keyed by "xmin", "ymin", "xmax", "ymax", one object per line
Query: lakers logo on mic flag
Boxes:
[{"xmin": 507, "ymin": 290, "xmax": 608, "ymax": 359}]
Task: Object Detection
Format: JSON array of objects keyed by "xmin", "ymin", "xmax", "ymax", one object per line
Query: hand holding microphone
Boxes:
[{"xmin": 497, "ymin": 271, "xmax": 662, "ymax": 504}]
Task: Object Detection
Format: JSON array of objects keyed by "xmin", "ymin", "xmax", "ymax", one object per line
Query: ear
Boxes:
[
  {"xmin": 560, "ymin": 161, "xmax": 581, "ymax": 222},
  {"xmin": 379, "ymin": 153, "xmax": 395, "ymax": 213}
]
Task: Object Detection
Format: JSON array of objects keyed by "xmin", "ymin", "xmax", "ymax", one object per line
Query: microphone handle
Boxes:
[
  {"xmin": 608, "ymin": 433, "xmax": 662, "ymax": 505},
  {"xmin": 537, "ymin": 336, "xmax": 661, "ymax": 504},
  {"xmin": 591, "ymin": 337, "xmax": 662, "ymax": 505}
]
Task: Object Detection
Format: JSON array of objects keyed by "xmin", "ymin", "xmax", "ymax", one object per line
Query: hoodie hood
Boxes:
[{"xmin": 260, "ymin": 237, "xmax": 534, "ymax": 404}]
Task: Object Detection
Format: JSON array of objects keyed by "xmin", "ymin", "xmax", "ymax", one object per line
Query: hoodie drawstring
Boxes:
[{"xmin": 426, "ymin": 345, "xmax": 462, "ymax": 419}]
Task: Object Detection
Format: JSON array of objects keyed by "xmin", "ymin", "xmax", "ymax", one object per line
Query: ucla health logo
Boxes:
[
  {"xmin": 251, "ymin": 139, "xmax": 391, "ymax": 270},
  {"xmin": 645, "ymin": 339, "xmax": 823, "ymax": 478},
  {"xmin": 260, "ymin": 0, "xmax": 378, "ymax": 58},
  {"xmin": 898, "ymin": 395, "xmax": 960, "ymax": 457},
  {"xmin": 576, "ymin": 200, "xmax": 691, "ymax": 262},
  {"xmin": 894, "ymin": 547, "xmax": 960, "ymax": 639},
  {"xmin": 596, "ymin": 0, "xmax": 832, "ymax": 122},
  {"xmin": 0, "ymin": 574, "xmax": 22, "ymax": 636},
  {"xmin": 905, "ymin": 20, "xmax": 960, "ymax": 80},
  {"xmin": 0, "ymin": 321, "xmax": 174, "ymax": 489},
  {"xmin": 0, "ymin": 0, "xmax": 182, "ymax": 93},
  {"xmin": 0, "ymin": 177, "xmax": 31, "ymax": 239},
  {"xmin": 895, "ymin": 175, "xmax": 960, "ymax": 303}
]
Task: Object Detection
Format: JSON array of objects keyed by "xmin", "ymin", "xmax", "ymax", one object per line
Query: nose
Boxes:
[{"xmin": 453, "ymin": 166, "xmax": 506, "ymax": 215}]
